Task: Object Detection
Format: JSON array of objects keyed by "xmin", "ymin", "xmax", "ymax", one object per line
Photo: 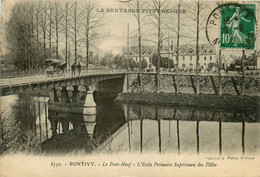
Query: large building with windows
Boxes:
[
  {"xmin": 122, "ymin": 44, "xmax": 217, "ymax": 71},
  {"xmin": 122, "ymin": 46, "xmax": 155, "ymax": 67},
  {"xmin": 161, "ymin": 44, "xmax": 217, "ymax": 71}
]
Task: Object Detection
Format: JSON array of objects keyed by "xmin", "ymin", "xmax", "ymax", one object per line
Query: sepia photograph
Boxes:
[{"xmin": 0, "ymin": 0, "xmax": 259, "ymax": 176}]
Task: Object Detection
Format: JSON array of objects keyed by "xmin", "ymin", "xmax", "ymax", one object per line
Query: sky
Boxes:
[{"xmin": 0, "ymin": 0, "xmax": 259, "ymax": 58}]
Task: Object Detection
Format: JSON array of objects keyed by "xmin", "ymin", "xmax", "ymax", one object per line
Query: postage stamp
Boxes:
[{"xmin": 220, "ymin": 4, "xmax": 256, "ymax": 50}]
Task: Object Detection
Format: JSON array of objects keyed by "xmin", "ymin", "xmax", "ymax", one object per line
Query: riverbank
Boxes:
[{"xmin": 115, "ymin": 93, "xmax": 260, "ymax": 111}]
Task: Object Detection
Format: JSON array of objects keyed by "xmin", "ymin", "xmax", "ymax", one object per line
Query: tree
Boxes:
[
  {"xmin": 81, "ymin": 1, "xmax": 104, "ymax": 69},
  {"xmin": 160, "ymin": 57, "xmax": 174, "ymax": 68},
  {"xmin": 129, "ymin": 58, "xmax": 139, "ymax": 69},
  {"xmin": 139, "ymin": 59, "xmax": 148, "ymax": 69},
  {"xmin": 39, "ymin": 1, "xmax": 49, "ymax": 63},
  {"xmin": 113, "ymin": 54, "xmax": 124, "ymax": 68},
  {"xmin": 152, "ymin": 54, "xmax": 173, "ymax": 68},
  {"xmin": 53, "ymin": 1, "xmax": 63, "ymax": 59},
  {"xmin": 125, "ymin": 0, "xmax": 148, "ymax": 91},
  {"xmin": 166, "ymin": 0, "xmax": 186, "ymax": 93},
  {"xmin": 186, "ymin": 0, "xmax": 207, "ymax": 94},
  {"xmin": 69, "ymin": 2, "xmax": 83, "ymax": 64},
  {"xmin": 100, "ymin": 58, "xmax": 108, "ymax": 66},
  {"xmin": 147, "ymin": 0, "xmax": 168, "ymax": 92},
  {"xmin": 60, "ymin": 1, "xmax": 71, "ymax": 69},
  {"xmin": 100, "ymin": 51, "xmax": 114, "ymax": 67},
  {"xmin": 47, "ymin": 1, "xmax": 53, "ymax": 58},
  {"xmin": 5, "ymin": 2, "xmax": 38, "ymax": 70}
]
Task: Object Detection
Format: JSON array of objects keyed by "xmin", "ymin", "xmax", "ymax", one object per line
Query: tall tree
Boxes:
[
  {"xmin": 35, "ymin": 2, "xmax": 41, "ymax": 69},
  {"xmin": 48, "ymin": 1, "xmax": 53, "ymax": 58},
  {"xmin": 147, "ymin": 0, "xmax": 168, "ymax": 92},
  {"xmin": 126, "ymin": 0, "xmax": 148, "ymax": 91},
  {"xmin": 39, "ymin": 1, "xmax": 48, "ymax": 64},
  {"xmin": 5, "ymin": 2, "xmax": 37, "ymax": 70},
  {"xmin": 69, "ymin": 2, "xmax": 83, "ymax": 64},
  {"xmin": 81, "ymin": 1, "xmax": 104, "ymax": 69},
  {"xmin": 166, "ymin": 0, "xmax": 185, "ymax": 93},
  {"xmin": 186, "ymin": 0, "xmax": 207, "ymax": 94},
  {"xmin": 53, "ymin": 1, "xmax": 63, "ymax": 59},
  {"xmin": 62, "ymin": 2, "xmax": 71, "ymax": 69}
]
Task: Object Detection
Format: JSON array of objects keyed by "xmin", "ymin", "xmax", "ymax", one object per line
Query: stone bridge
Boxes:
[
  {"xmin": 0, "ymin": 71, "xmax": 126, "ymax": 96},
  {"xmin": 1, "ymin": 70, "xmax": 259, "ymax": 97}
]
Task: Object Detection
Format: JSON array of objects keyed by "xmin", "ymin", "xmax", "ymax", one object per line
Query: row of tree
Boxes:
[
  {"xmin": 5, "ymin": 0, "xmax": 103, "ymax": 70},
  {"xmin": 4, "ymin": 0, "xmax": 210, "ymax": 94},
  {"xmin": 123, "ymin": 0, "xmax": 208, "ymax": 92}
]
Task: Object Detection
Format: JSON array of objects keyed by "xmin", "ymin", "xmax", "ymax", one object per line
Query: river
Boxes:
[{"xmin": 0, "ymin": 93, "xmax": 259, "ymax": 155}]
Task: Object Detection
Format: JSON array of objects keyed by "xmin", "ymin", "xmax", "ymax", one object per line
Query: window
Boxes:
[
  {"xmin": 190, "ymin": 56, "xmax": 192, "ymax": 61},
  {"xmin": 183, "ymin": 56, "xmax": 185, "ymax": 61},
  {"xmin": 210, "ymin": 56, "xmax": 212, "ymax": 60},
  {"xmin": 182, "ymin": 64, "xmax": 185, "ymax": 68},
  {"xmin": 204, "ymin": 56, "xmax": 206, "ymax": 61},
  {"xmin": 188, "ymin": 48, "xmax": 193, "ymax": 53},
  {"xmin": 189, "ymin": 63, "xmax": 193, "ymax": 68},
  {"xmin": 209, "ymin": 49, "xmax": 213, "ymax": 53}
]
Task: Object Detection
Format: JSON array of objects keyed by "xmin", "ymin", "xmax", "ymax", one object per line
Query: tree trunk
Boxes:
[
  {"xmin": 156, "ymin": 1, "xmax": 161, "ymax": 93},
  {"xmin": 86, "ymin": 16, "xmax": 90, "ymax": 69},
  {"xmin": 195, "ymin": 2, "xmax": 200, "ymax": 95},
  {"xmin": 137, "ymin": 1, "xmax": 143, "ymax": 92},
  {"xmin": 218, "ymin": 49, "xmax": 222, "ymax": 95},
  {"xmin": 65, "ymin": 3, "xmax": 68, "ymax": 70},
  {"xmin": 74, "ymin": 2, "xmax": 77, "ymax": 64},
  {"xmin": 49, "ymin": 3, "xmax": 52, "ymax": 58},
  {"xmin": 176, "ymin": 1, "xmax": 181, "ymax": 94},
  {"xmin": 56, "ymin": 6, "xmax": 59, "ymax": 59},
  {"xmin": 36, "ymin": 9, "xmax": 39, "ymax": 70}
]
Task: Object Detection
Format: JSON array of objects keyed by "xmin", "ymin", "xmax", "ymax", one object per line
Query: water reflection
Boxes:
[
  {"xmin": 102, "ymin": 104, "xmax": 259, "ymax": 155},
  {"xmin": 0, "ymin": 94, "xmax": 259, "ymax": 155}
]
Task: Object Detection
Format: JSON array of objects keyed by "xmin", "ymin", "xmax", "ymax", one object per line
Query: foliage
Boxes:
[
  {"xmin": 5, "ymin": 1, "xmax": 104, "ymax": 70},
  {"xmin": 152, "ymin": 54, "xmax": 174, "ymax": 68},
  {"xmin": 0, "ymin": 110, "xmax": 42, "ymax": 155}
]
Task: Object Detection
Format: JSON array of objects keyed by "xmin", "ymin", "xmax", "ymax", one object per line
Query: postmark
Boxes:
[{"xmin": 206, "ymin": 3, "xmax": 257, "ymax": 50}]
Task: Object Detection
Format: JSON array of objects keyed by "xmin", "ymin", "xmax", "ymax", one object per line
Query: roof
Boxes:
[
  {"xmin": 122, "ymin": 46, "xmax": 156, "ymax": 56},
  {"xmin": 161, "ymin": 44, "xmax": 216, "ymax": 55},
  {"xmin": 123, "ymin": 44, "xmax": 216, "ymax": 56}
]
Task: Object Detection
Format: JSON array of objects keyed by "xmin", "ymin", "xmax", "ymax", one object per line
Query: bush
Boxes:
[{"xmin": 0, "ymin": 110, "xmax": 42, "ymax": 155}]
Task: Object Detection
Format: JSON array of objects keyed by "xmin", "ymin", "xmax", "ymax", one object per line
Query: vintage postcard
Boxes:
[{"xmin": 0, "ymin": 0, "xmax": 259, "ymax": 176}]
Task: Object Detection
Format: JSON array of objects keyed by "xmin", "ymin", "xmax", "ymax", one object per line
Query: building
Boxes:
[
  {"xmin": 122, "ymin": 44, "xmax": 217, "ymax": 71},
  {"xmin": 122, "ymin": 46, "xmax": 155, "ymax": 67},
  {"xmin": 161, "ymin": 44, "xmax": 217, "ymax": 72}
]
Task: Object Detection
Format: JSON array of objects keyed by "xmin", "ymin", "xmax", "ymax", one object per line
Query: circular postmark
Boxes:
[{"xmin": 206, "ymin": 3, "xmax": 257, "ymax": 50}]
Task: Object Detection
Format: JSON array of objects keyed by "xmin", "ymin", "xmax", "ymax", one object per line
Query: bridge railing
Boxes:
[
  {"xmin": 0, "ymin": 68, "xmax": 127, "ymax": 79},
  {"xmin": 1, "ymin": 69, "xmax": 47, "ymax": 79}
]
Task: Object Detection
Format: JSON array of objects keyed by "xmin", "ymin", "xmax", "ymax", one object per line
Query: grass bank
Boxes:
[{"xmin": 115, "ymin": 93, "xmax": 260, "ymax": 112}]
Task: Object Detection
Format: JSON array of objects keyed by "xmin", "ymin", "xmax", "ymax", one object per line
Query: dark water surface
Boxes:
[{"xmin": 0, "ymin": 94, "xmax": 259, "ymax": 155}]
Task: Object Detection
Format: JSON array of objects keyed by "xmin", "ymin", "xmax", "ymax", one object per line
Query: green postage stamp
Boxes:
[{"xmin": 220, "ymin": 4, "xmax": 256, "ymax": 50}]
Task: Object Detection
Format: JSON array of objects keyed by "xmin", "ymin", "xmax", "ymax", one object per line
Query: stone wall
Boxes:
[{"xmin": 127, "ymin": 73, "xmax": 260, "ymax": 96}]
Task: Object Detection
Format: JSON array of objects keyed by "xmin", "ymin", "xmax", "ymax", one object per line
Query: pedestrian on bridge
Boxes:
[
  {"xmin": 77, "ymin": 62, "xmax": 81, "ymax": 76},
  {"xmin": 71, "ymin": 63, "xmax": 76, "ymax": 76}
]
